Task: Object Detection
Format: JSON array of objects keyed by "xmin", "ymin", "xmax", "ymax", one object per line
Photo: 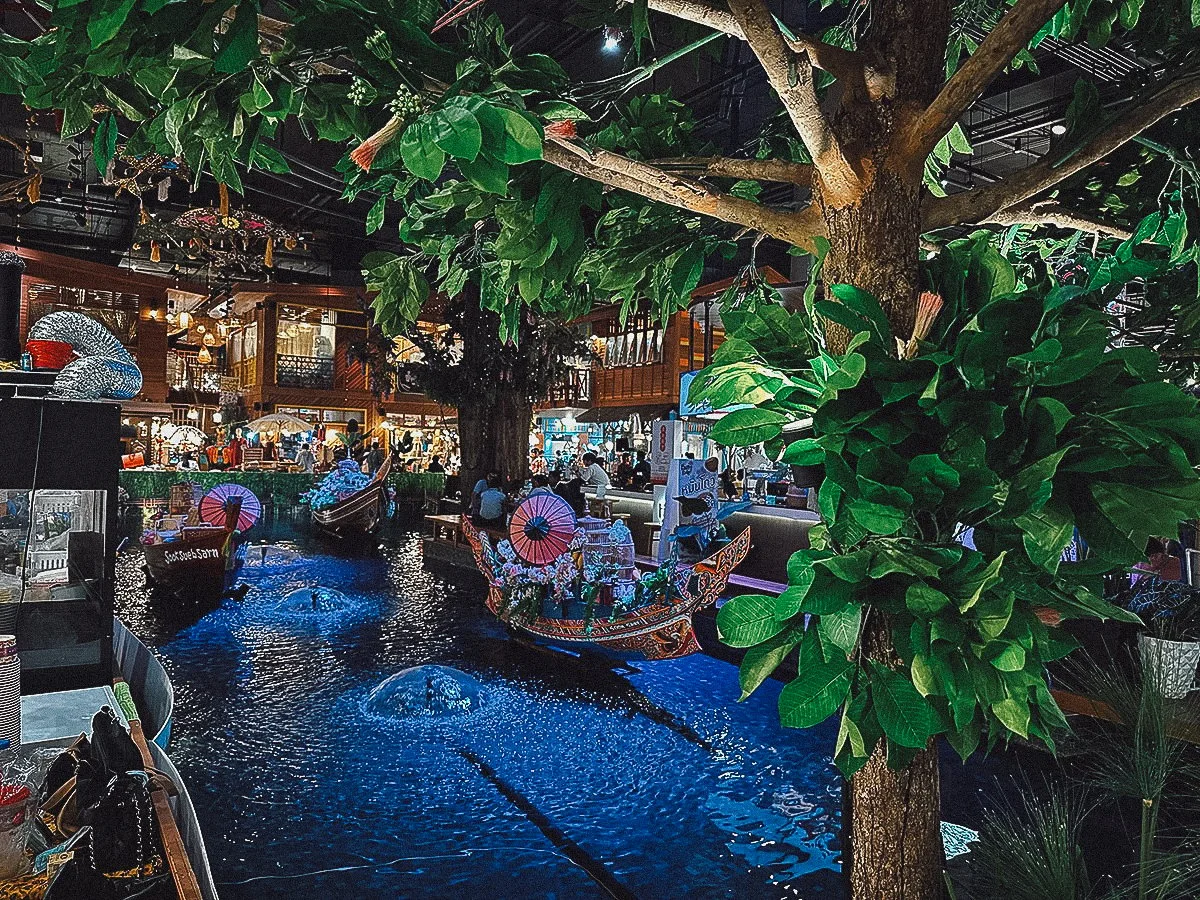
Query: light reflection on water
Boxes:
[{"xmin": 116, "ymin": 527, "xmax": 843, "ymax": 899}]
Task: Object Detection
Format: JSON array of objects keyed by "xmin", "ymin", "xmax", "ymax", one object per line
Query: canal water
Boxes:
[{"xmin": 115, "ymin": 523, "xmax": 847, "ymax": 898}]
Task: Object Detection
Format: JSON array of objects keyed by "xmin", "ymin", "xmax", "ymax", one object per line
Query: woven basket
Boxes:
[{"xmin": 24, "ymin": 339, "xmax": 74, "ymax": 370}]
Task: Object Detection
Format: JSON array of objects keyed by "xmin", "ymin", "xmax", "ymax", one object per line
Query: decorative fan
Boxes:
[
  {"xmin": 508, "ymin": 494, "xmax": 577, "ymax": 565},
  {"xmin": 199, "ymin": 484, "xmax": 262, "ymax": 532},
  {"xmin": 164, "ymin": 425, "xmax": 209, "ymax": 447},
  {"xmin": 135, "ymin": 194, "xmax": 301, "ymax": 275},
  {"xmin": 105, "ymin": 145, "xmax": 190, "ymax": 207}
]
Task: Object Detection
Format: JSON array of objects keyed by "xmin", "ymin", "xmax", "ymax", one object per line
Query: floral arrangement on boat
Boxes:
[
  {"xmin": 487, "ymin": 520, "xmax": 682, "ymax": 632},
  {"xmin": 461, "ymin": 494, "xmax": 751, "ymax": 660},
  {"xmin": 300, "ymin": 460, "xmax": 394, "ymax": 513}
]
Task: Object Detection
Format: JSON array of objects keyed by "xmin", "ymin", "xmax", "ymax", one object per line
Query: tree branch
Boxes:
[
  {"xmin": 543, "ymin": 137, "xmax": 825, "ymax": 252},
  {"xmin": 649, "ymin": 156, "xmax": 814, "ymax": 185},
  {"xmin": 903, "ymin": 0, "xmax": 1067, "ymax": 159},
  {"xmin": 924, "ymin": 73, "xmax": 1200, "ymax": 230},
  {"xmin": 620, "ymin": 0, "xmax": 862, "ymax": 81},
  {"xmin": 726, "ymin": 0, "xmax": 860, "ymax": 200},
  {"xmin": 977, "ymin": 199, "xmax": 1133, "ymax": 239}
]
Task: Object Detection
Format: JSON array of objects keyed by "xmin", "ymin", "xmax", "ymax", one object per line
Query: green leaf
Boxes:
[
  {"xmin": 991, "ymin": 697, "xmax": 1030, "ymax": 738},
  {"xmin": 717, "ymin": 593, "xmax": 786, "ymax": 648},
  {"xmin": 215, "ymin": 1, "xmax": 260, "ymax": 74},
  {"xmin": 778, "ymin": 638, "xmax": 853, "ymax": 728},
  {"xmin": 709, "ymin": 408, "xmax": 787, "ymax": 446},
  {"xmin": 92, "ymin": 112, "xmax": 118, "ymax": 177},
  {"xmin": 88, "ymin": 0, "xmax": 138, "ymax": 48},
  {"xmin": 1015, "ymin": 500, "xmax": 1074, "ymax": 571},
  {"xmin": 906, "ymin": 583, "xmax": 951, "ymax": 615},
  {"xmin": 400, "ymin": 122, "xmax": 446, "ymax": 181},
  {"xmin": 817, "ymin": 605, "xmax": 861, "ymax": 656},
  {"xmin": 60, "ymin": 96, "xmax": 93, "ymax": 140},
  {"xmin": 431, "ymin": 103, "xmax": 483, "ymax": 161},
  {"xmin": 365, "ymin": 194, "xmax": 387, "ymax": 235},
  {"xmin": 781, "ymin": 438, "xmax": 823, "ymax": 466},
  {"xmin": 738, "ymin": 626, "xmax": 804, "ymax": 700},
  {"xmin": 868, "ymin": 661, "xmax": 937, "ymax": 749},
  {"xmin": 495, "ymin": 107, "xmax": 543, "ymax": 164},
  {"xmin": 460, "ymin": 152, "xmax": 509, "ymax": 195}
]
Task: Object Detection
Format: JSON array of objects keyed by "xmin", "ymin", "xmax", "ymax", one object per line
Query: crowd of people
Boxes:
[{"xmin": 468, "ymin": 447, "xmax": 651, "ymax": 527}]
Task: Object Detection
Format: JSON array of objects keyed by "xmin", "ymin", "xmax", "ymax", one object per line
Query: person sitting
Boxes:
[
  {"xmin": 469, "ymin": 469, "xmax": 498, "ymax": 518},
  {"xmin": 528, "ymin": 474, "xmax": 554, "ymax": 496},
  {"xmin": 473, "ymin": 474, "xmax": 507, "ymax": 528},
  {"xmin": 551, "ymin": 469, "xmax": 585, "ymax": 517}
]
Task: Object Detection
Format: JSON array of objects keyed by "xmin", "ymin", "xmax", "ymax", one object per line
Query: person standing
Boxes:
[
  {"xmin": 632, "ymin": 451, "xmax": 652, "ymax": 491},
  {"xmin": 579, "ymin": 452, "xmax": 610, "ymax": 499},
  {"xmin": 296, "ymin": 442, "xmax": 316, "ymax": 474},
  {"xmin": 366, "ymin": 441, "xmax": 385, "ymax": 475},
  {"xmin": 427, "ymin": 455, "xmax": 445, "ymax": 473}
]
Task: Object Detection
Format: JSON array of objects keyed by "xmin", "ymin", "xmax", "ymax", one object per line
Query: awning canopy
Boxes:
[{"xmin": 576, "ymin": 404, "xmax": 674, "ymax": 424}]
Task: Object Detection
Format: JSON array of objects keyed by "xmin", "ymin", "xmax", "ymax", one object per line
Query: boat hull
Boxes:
[
  {"xmin": 143, "ymin": 529, "xmax": 242, "ymax": 602},
  {"xmin": 463, "ymin": 519, "xmax": 750, "ymax": 661},
  {"xmin": 311, "ymin": 457, "xmax": 391, "ymax": 539}
]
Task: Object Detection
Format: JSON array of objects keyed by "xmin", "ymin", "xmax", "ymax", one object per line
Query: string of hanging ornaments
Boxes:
[
  {"xmin": 134, "ymin": 183, "xmax": 302, "ymax": 275},
  {"xmin": 0, "ymin": 134, "xmax": 40, "ymax": 206}
]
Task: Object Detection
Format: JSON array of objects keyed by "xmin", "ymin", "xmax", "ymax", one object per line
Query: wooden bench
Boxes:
[{"xmin": 424, "ymin": 514, "xmax": 463, "ymax": 546}]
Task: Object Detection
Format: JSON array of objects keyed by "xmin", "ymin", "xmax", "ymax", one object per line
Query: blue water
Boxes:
[{"xmin": 116, "ymin": 527, "xmax": 844, "ymax": 898}]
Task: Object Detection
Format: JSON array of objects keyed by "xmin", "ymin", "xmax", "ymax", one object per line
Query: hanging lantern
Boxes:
[
  {"xmin": 150, "ymin": 241, "xmax": 161, "ymax": 262},
  {"xmin": 264, "ymin": 234, "xmax": 274, "ymax": 268},
  {"xmin": 178, "ymin": 311, "xmax": 192, "ymax": 330},
  {"xmin": 197, "ymin": 345, "xmax": 212, "ymax": 365},
  {"xmin": 203, "ymin": 332, "xmax": 216, "ymax": 346}
]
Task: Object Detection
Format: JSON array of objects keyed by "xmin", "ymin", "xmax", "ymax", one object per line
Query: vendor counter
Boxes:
[{"xmin": 588, "ymin": 488, "xmax": 818, "ymax": 585}]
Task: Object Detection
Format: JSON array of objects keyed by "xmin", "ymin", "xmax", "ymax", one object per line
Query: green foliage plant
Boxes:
[{"xmin": 694, "ymin": 211, "xmax": 1200, "ymax": 777}]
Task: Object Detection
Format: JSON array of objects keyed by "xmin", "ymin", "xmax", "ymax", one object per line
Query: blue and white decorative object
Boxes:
[
  {"xmin": 27, "ymin": 311, "xmax": 142, "ymax": 400},
  {"xmin": 0, "ymin": 636, "xmax": 18, "ymax": 748}
]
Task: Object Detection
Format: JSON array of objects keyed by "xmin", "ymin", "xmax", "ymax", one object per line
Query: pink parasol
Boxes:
[
  {"xmin": 199, "ymin": 484, "xmax": 262, "ymax": 532},
  {"xmin": 509, "ymin": 494, "xmax": 577, "ymax": 565}
]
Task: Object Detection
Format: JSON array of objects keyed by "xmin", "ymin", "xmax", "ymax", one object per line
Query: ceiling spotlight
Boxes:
[
  {"xmin": 940, "ymin": 177, "xmax": 950, "ymax": 189},
  {"xmin": 187, "ymin": 408, "xmax": 200, "ymax": 420},
  {"xmin": 212, "ymin": 411, "xmax": 223, "ymax": 424},
  {"xmin": 603, "ymin": 26, "xmax": 622, "ymax": 52},
  {"xmin": 73, "ymin": 211, "xmax": 87, "ymax": 226},
  {"xmin": 1051, "ymin": 123, "xmax": 1068, "ymax": 136}
]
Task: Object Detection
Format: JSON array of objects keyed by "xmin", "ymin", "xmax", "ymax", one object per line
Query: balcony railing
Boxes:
[
  {"xmin": 277, "ymin": 354, "xmax": 334, "ymax": 390},
  {"xmin": 167, "ymin": 353, "xmax": 224, "ymax": 393},
  {"xmin": 544, "ymin": 367, "xmax": 591, "ymax": 408}
]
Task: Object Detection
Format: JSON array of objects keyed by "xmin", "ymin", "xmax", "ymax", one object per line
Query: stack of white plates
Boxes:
[{"xmin": 0, "ymin": 636, "xmax": 19, "ymax": 747}]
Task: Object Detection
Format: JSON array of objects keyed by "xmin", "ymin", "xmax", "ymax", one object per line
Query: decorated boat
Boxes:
[
  {"xmin": 462, "ymin": 493, "xmax": 750, "ymax": 660},
  {"xmin": 142, "ymin": 483, "xmax": 259, "ymax": 601},
  {"xmin": 309, "ymin": 455, "xmax": 393, "ymax": 539}
]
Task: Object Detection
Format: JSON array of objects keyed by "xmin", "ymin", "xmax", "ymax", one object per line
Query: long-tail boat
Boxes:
[
  {"xmin": 142, "ymin": 496, "xmax": 245, "ymax": 601},
  {"xmin": 311, "ymin": 455, "xmax": 392, "ymax": 538},
  {"xmin": 461, "ymin": 514, "xmax": 750, "ymax": 661}
]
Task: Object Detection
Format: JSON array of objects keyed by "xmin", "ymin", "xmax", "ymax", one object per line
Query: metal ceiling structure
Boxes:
[{"xmin": 0, "ymin": 0, "xmax": 1165, "ymax": 290}]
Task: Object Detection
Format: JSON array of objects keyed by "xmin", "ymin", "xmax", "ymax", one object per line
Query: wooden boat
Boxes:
[
  {"xmin": 312, "ymin": 455, "xmax": 392, "ymax": 538},
  {"xmin": 462, "ymin": 518, "xmax": 750, "ymax": 660},
  {"xmin": 143, "ymin": 497, "xmax": 244, "ymax": 601},
  {"xmin": 113, "ymin": 617, "xmax": 218, "ymax": 899}
]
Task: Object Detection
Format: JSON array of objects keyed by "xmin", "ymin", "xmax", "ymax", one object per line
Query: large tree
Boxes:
[{"xmin": 5, "ymin": 2, "xmax": 1200, "ymax": 896}]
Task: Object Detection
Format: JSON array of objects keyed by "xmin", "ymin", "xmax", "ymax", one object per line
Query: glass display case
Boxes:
[{"xmin": 0, "ymin": 395, "xmax": 118, "ymax": 692}]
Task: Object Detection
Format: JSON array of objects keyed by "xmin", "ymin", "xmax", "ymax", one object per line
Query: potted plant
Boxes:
[{"xmin": 1128, "ymin": 577, "xmax": 1200, "ymax": 700}]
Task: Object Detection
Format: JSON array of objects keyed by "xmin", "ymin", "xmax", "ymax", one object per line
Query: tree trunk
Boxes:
[
  {"xmin": 813, "ymin": 4, "xmax": 950, "ymax": 894},
  {"xmin": 456, "ymin": 300, "xmax": 534, "ymax": 495},
  {"xmin": 822, "ymin": 169, "xmax": 945, "ymax": 899}
]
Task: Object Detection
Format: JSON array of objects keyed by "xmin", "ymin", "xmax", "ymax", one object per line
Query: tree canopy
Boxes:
[{"xmin": 4, "ymin": 0, "xmax": 1198, "ymax": 345}]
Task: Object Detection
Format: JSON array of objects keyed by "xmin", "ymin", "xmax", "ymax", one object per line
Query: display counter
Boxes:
[{"xmin": 588, "ymin": 488, "xmax": 818, "ymax": 585}]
